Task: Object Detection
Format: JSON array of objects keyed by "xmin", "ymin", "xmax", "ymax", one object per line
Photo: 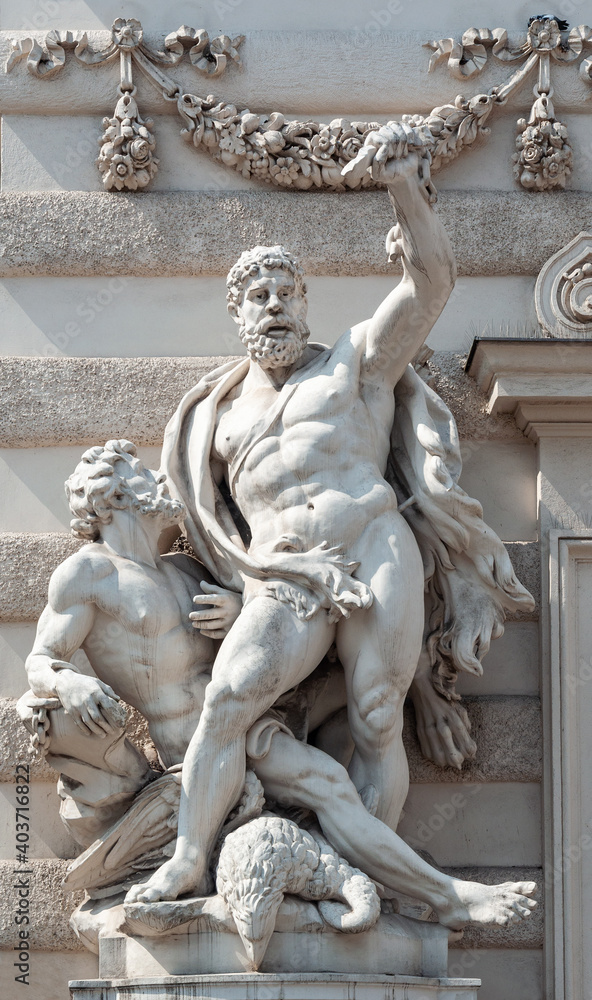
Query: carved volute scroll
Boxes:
[{"xmin": 535, "ymin": 232, "xmax": 592, "ymax": 338}]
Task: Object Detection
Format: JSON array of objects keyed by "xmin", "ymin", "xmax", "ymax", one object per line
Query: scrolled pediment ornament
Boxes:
[
  {"xmin": 535, "ymin": 232, "xmax": 592, "ymax": 338},
  {"xmin": 6, "ymin": 14, "xmax": 592, "ymax": 193}
]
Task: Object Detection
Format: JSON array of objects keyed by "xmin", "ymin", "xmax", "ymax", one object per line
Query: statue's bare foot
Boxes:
[
  {"xmin": 124, "ymin": 855, "xmax": 208, "ymax": 904},
  {"xmin": 435, "ymin": 880, "xmax": 537, "ymax": 931}
]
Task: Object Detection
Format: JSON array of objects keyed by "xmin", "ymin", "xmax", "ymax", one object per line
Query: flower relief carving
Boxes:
[
  {"xmin": 98, "ymin": 91, "xmax": 157, "ymax": 191},
  {"xmin": 427, "ymin": 15, "xmax": 592, "ymax": 190},
  {"xmin": 5, "ymin": 14, "xmax": 592, "ymax": 192},
  {"xmin": 535, "ymin": 233, "xmax": 592, "ymax": 338},
  {"xmin": 176, "ymin": 94, "xmax": 494, "ymax": 192},
  {"xmin": 6, "ymin": 18, "xmax": 244, "ymax": 190}
]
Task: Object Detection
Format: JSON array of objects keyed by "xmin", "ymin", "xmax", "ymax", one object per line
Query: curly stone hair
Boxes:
[
  {"xmin": 226, "ymin": 245, "xmax": 307, "ymax": 316},
  {"xmin": 65, "ymin": 439, "xmax": 166, "ymax": 541}
]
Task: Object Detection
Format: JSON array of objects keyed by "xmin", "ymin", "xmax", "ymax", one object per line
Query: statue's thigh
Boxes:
[
  {"xmin": 212, "ymin": 594, "xmax": 335, "ymax": 700},
  {"xmin": 337, "ymin": 512, "xmax": 424, "ymax": 701}
]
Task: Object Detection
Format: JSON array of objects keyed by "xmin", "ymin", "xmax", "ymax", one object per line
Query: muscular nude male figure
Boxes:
[
  {"xmin": 21, "ymin": 440, "xmax": 537, "ymax": 940},
  {"xmin": 130, "ymin": 138, "xmax": 460, "ymax": 904}
]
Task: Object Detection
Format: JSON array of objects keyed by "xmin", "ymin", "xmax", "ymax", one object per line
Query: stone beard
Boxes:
[
  {"xmin": 237, "ymin": 315, "xmax": 311, "ymax": 369},
  {"xmin": 131, "ymin": 484, "xmax": 185, "ymax": 525},
  {"xmin": 65, "ymin": 447, "xmax": 185, "ymax": 540}
]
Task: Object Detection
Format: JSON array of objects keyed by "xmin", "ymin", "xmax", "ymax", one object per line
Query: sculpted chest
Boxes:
[
  {"xmin": 214, "ymin": 362, "xmax": 362, "ymax": 471},
  {"xmin": 93, "ymin": 561, "xmax": 192, "ymax": 635}
]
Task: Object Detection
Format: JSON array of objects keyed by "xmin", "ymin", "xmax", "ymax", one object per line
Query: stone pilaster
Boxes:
[{"xmin": 467, "ymin": 338, "xmax": 592, "ymax": 1000}]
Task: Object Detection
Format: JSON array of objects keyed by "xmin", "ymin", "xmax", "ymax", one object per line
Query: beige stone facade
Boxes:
[{"xmin": 2, "ymin": 3, "xmax": 592, "ymax": 998}]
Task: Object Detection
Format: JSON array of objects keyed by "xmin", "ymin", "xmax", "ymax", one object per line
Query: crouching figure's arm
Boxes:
[{"xmin": 26, "ymin": 557, "xmax": 123, "ymax": 736}]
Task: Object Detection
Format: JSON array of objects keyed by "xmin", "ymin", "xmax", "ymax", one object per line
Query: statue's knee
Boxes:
[
  {"xmin": 290, "ymin": 757, "xmax": 353, "ymax": 811},
  {"xmin": 203, "ymin": 678, "xmax": 256, "ymax": 728},
  {"xmin": 354, "ymin": 687, "xmax": 403, "ymax": 745}
]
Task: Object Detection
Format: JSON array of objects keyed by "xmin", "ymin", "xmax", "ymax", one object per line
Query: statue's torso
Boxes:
[
  {"xmin": 80, "ymin": 550, "xmax": 213, "ymax": 766},
  {"xmin": 212, "ymin": 335, "xmax": 398, "ymax": 553}
]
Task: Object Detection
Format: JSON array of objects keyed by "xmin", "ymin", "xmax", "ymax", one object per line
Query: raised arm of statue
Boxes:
[{"xmin": 345, "ymin": 126, "xmax": 456, "ymax": 387}]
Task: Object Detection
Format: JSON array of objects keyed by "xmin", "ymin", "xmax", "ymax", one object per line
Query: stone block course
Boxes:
[
  {"xmin": 457, "ymin": 622, "xmax": 539, "ymax": 697},
  {"xmin": 447, "ymin": 947, "xmax": 542, "ymax": 998},
  {"xmin": 0, "ymin": 858, "xmax": 85, "ymax": 949},
  {"xmin": 399, "ymin": 781, "xmax": 541, "ymax": 867},
  {"xmin": 505, "ymin": 543, "xmax": 540, "ymax": 619},
  {"xmin": 1, "ymin": 694, "xmax": 541, "ymax": 784},
  {"xmin": 0, "ymin": 190, "xmax": 590, "ymax": 279},
  {"xmin": 404, "ymin": 697, "xmax": 542, "ymax": 784},
  {"xmin": 0, "ymin": 949, "xmax": 98, "ymax": 1000},
  {"xmin": 0, "ymin": 532, "xmax": 82, "ymax": 622},
  {"xmin": 0, "ymin": 357, "xmax": 235, "ymax": 448},
  {"xmin": 0, "ymin": 354, "xmax": 527, "ymax": 448},
  {"xmin": 0, "ymin": 351, "xmax": 524, "ymax": 448}
]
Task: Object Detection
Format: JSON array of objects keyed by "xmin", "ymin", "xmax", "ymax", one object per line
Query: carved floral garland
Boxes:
[
  {"xmin": 427, "ymin": 15, "xmax": 592, "ymax": 191},
  {"xmin": 5, "ymin": 14, "xmax": 592, "ymax": 193},
  {"xmin": 176, "ymin": 92, "xmax": 494, "ymax": 191}
]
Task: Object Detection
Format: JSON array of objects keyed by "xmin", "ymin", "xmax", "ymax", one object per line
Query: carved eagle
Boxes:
[{"xmin": 215, "ymin": 814, "xmax": 380, "ymax": 970}]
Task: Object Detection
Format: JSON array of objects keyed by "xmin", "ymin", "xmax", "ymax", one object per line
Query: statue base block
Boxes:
[
  {"xmin": 92, "ymin": 913, "xmax": 451, "ymax": 979},
  {"xmin": 69, "ymin": 973, "xmax": 480, "ymax": 1000}
]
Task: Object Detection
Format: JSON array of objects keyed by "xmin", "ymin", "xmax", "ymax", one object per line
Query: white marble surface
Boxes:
[
  {"xmin": 96, "ymin": 922, "xmax": 451, "ymax": 979},
  {"xmin": 69, "ymin": 973, "xmax": 480, "ymax": 1000}
]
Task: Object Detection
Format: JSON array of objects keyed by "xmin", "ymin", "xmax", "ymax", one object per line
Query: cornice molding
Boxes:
[{"xmin": 466, "ymin": 338, "xmax": 592, "ymax": 439}]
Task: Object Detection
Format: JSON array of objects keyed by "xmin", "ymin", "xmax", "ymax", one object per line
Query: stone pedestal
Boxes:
[
  {"xmin": 69, "ymin": 973, "xmax": 480, "ymax": 1000},
  {"xmin": 93, "ymin": 913, "xmax": 451, "ymax": 979}
]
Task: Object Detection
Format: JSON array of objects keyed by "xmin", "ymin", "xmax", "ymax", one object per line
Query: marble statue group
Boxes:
[{"xmin": 18, "ymin": 124, "xmax": 538, "ymax": 971}]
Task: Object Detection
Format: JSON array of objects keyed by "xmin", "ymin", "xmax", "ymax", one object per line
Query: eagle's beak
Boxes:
[{"xmin": 238, "ymin": 925, "xmax": 276, "ymax": 971}]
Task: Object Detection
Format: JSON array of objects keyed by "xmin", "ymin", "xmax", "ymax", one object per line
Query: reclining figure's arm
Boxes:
[{"xmin": 26, "ymin": 556, "xmax": 123, "ymax": 736}]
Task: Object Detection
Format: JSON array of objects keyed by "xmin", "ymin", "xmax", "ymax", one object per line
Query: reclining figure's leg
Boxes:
[{"xmin": 255, "ymin": 732, "xmax": 537, "ymax": 930}]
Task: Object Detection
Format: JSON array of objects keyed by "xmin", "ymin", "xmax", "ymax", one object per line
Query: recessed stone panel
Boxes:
[{"xmin": 398, "ymin": 782, "xmax": 542, "ymax": 866}]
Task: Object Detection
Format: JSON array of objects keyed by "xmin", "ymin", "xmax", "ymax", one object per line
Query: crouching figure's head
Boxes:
[{"xmin": 65, "ymin": 439, "xmax": 184, "ymax": 541}]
